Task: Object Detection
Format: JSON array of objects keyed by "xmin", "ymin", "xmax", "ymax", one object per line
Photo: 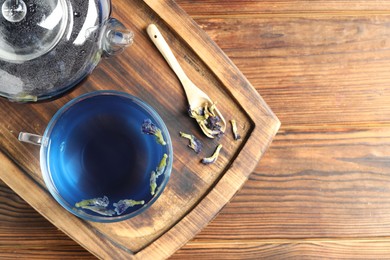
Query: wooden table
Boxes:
[{"xmin": 2, "ymin": 0, "xmax": 390, "ymax": 258}]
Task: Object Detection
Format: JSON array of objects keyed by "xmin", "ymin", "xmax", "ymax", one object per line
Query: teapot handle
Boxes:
[{"xmin": 102, "ymin": 18, "xmax": 134, "ymax": 56}]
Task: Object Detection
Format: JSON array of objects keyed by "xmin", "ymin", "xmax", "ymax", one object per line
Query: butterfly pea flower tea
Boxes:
[{"xmin": 18, "ymin": 91, "xmax": 173, "ymax": 223}]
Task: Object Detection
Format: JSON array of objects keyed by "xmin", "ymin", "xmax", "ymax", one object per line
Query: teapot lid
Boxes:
[{"xmin": 0, "ymin": 0, "xmax": 68, "ymax": 62}]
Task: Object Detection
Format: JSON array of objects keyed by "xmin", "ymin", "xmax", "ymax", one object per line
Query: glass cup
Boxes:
[{"xmin": 18, "ymin": 90, "xmax": 173, "ymax": 222}]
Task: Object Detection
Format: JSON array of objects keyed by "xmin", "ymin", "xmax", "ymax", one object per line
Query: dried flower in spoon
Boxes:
[
  {"xmin": 189, "ymin": 102, "xmax": 223, "ymax": 138},
  {"xmin": 201, "ymin": 144, "xmax": 223, "ymax": 165}
]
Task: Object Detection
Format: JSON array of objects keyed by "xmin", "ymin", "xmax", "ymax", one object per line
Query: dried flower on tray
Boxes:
[
  {"xmin": 201, "ymin": 144, "xmax": 223, "ymax": 165},
  {"xmin": 230, "ymin": 119, "xmax": 241, "ymax": 140},
  {"xmin": 180, "ymin": 131, "xmax": 203, "ymax": 153},
  {"xmin": 141, "ymin": 119, "xmax": 166, "ymax": 145}
]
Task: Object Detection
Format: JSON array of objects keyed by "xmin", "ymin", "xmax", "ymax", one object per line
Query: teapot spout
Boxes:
[{"xmin": 102, "ymin": 18, "xmax": 134, "ymax": 56}]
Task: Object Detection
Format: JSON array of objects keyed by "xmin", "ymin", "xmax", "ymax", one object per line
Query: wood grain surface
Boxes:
[
  {"xmin": 2, "ymin": 0, "xmax": 390, "ymax": 259},
  {"xmin": 0, "ymin": 0, "xmax": 279, "ymax": 258}
]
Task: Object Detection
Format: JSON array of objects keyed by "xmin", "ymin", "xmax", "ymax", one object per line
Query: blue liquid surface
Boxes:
[{"xmin": 46, "ymin": 95, "xmax": 167, "ymax": 216}]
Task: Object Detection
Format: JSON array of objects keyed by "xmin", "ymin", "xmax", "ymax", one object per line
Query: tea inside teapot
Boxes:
[{"xmin": 0, "ymin": 0, "xmax": 133, "ymax": 102}]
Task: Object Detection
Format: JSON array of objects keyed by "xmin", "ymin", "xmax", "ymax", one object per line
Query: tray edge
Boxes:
[{"xmin": 136, "ymin": 0, "xmax": 281, "ymax": 258}]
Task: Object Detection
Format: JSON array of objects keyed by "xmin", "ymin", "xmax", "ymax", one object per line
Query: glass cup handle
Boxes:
[{"xmin": 18, "ymin": 132, "xmax": 44, "ymax": 146}]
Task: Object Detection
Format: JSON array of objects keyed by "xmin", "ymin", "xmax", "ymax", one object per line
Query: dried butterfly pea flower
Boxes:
[
  {"xmin": 180, "ymin": 131, "xmax": 203, "ymax": 154},
  {"xmin": 75, "ymin": 196, "xmax": 114, "ymax": 216},
  {"xmin": 201, "ymin": 144, "xmax": 223, "ymax": 165},
  {"xmin": 80, "ymin": 206, "xmax": 115, "ymax": 216},
  {"xmin": 188, "ymin": 106, "xmax": 207, "ymax": 120},
  {"xmin": 207, "ymin": 115, "xmax": 221, "ymax": 130},
  {"xmin": 75, "ymin": 196, "xmax": 109, "ymax": 208},
  {"xmin": 157, "ymin": 153, "xmax": 168, "ymax": 173},
  {"xmin": 113, "ymin": 199, "xmax": 145, "ymax": 215},
  {"xmin": 204, "ymin": 103, "xmax": 223, "ymax": 136},
  {"xmin": 13, "ymin": 92, "xmax": 38, "ymax": 102},
  {"xmin": 150, "ymin": 153, "xmax": 168, "ymax": 195},
  {"xmin": 230, "ymin": 119, "xmax": 241, "ymax": 140},
  {"xmin": 189, "ymin": 102, "xmax": 223, "ymax": 138},
  {"xmin": 141, "ymin": 119, "xmax": 166, "ymax": 145},
  {"xmin": 150, "ymin": 170, "xmax": 158, "ymax": 196}
]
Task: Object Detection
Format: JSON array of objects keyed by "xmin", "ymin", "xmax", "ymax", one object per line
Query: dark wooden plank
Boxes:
[
  {"xmin": 3, "ymin": 127, "xmax": 390, "ymax": 257},
  {"xmin": 172, "ymin": 127, "xmax": 390, "ymax": 257},
  {"xmin": 176, "ymin": 0, "xmax": 390, "ymax": 16},
  {"xmin": 2, "ymin": 129, "xmax": 390, "ymax": 256},
  {"xmin": 194, "ymin": 128, "xmax": 390, "ymax": 239},
  {"xmin": 0, "ymin": 180, "xmax": 94, "ymax": 259},
  {"xmin": 185, "ymin": 15, "xmax": 390, "ymax": 128},
  {"xmin": 174, "ymin": 239, "xmax": 390, "ymax": 259}
]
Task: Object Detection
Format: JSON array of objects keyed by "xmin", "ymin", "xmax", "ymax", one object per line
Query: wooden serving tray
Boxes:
[{"xmin": 0, "ymin": 0, "xmax": 280, "ymax": 258}]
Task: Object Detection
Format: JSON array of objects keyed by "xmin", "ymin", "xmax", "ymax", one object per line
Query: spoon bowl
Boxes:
[{"xmin": 147, "ymin": 24, "xmax": 226, "ymax": 138}]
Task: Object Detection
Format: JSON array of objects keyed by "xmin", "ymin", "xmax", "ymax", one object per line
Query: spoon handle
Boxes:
[{"xmin": 147, "ymin": 24, "xmax": 192, "ymax": 89}]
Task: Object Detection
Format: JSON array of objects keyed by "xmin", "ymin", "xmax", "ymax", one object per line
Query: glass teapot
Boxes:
[{"xmin": 0, "ymin": 0, "xmax": 133, "ymax": 102}]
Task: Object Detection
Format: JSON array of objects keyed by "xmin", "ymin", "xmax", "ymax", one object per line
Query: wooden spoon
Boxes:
[{"xmin": 147, "ymin": 24, "xmax": 226, "ymax": 138}]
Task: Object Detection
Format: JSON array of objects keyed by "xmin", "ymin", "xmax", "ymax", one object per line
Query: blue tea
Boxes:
[{"xmin": 44, "ymin": 92, "xmax": 171, "ymax": 219}]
